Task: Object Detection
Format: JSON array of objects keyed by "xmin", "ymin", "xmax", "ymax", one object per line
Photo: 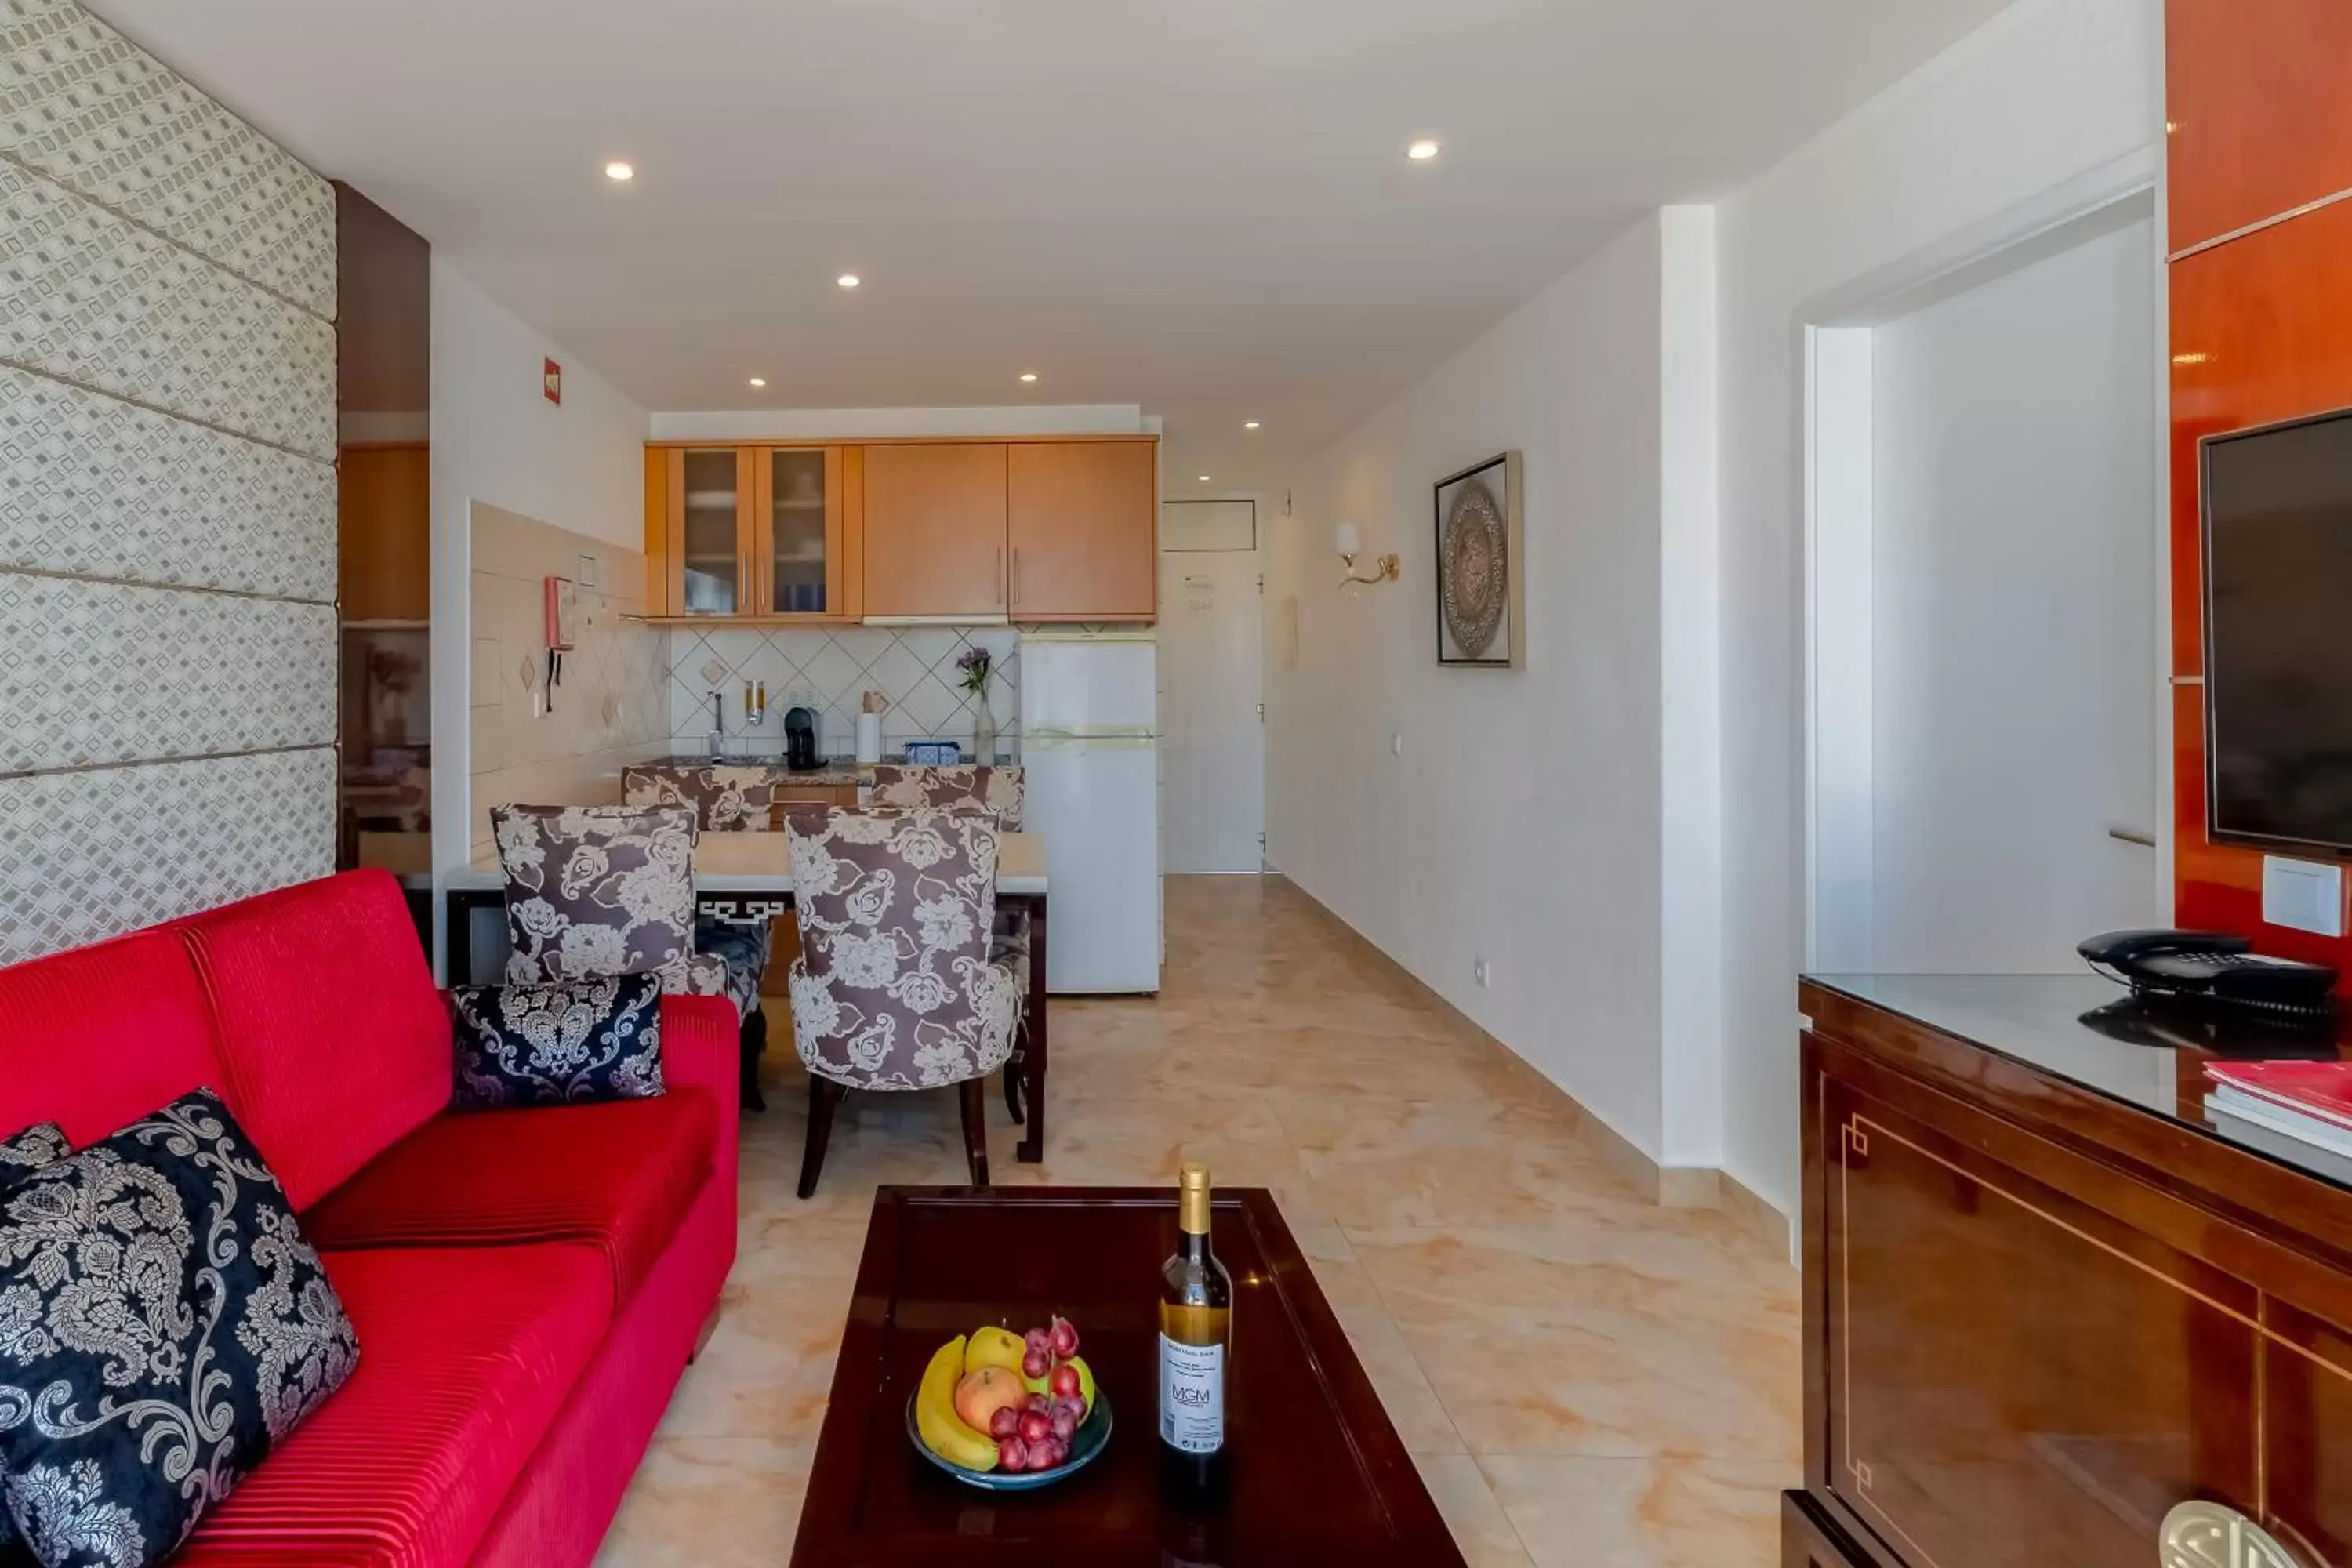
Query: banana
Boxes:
[{"xmin": 916, "ymin": 1336, "xmax": 1000, "ymax": 1472}]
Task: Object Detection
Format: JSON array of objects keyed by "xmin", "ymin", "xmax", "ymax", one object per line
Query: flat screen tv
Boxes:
[{"xmin": 2203, "ymin": 406, "xmax": 2352, "ymax": 855}]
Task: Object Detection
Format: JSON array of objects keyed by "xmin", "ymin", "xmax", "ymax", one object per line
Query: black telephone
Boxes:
[{"xmin": 2078, "ymin": 928, "xmax": 2339, "ymax": 1015}]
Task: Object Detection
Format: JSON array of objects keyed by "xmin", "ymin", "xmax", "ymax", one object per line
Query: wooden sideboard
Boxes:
[{"xmin": 1788, "ymin": 975, "xmax": 2352, "ymax": 1568}]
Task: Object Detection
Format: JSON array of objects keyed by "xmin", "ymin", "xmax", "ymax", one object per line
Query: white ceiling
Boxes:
[{"xmin": 92, "ymin": 0, "xmax": 2005, "ymax": 493}]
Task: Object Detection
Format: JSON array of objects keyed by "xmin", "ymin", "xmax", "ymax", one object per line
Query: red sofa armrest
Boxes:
[{"xmin": 659, "ymin": 995, "xmax": 740, "ymax": 1233}]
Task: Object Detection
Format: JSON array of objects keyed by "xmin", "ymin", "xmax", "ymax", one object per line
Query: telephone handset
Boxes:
[{"xmin": 2079, "ymin": 928, "xmax": 2338, "ymax": 1015}]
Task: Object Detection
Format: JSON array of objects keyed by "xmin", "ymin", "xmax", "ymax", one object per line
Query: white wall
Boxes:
[
  {"xmin": 1715, "ymin": 0, "xmax": 2161, "ymax": 1216},
  {"xmin": 428, "ymin": 258, "xmax": 652, "ymax": 963},
  {"xmin": 1267, "ymin": 215, "xmax": 1695, "ymax": 1162},
  {"xmin": 1865, "ymin": 213, "xmax": 2161, "ymax": 971}
]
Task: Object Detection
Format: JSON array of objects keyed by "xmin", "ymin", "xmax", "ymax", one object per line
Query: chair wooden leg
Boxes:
[
  {"xmin": 740, "ymin": 1007, "xmax": 768, "ymax": 1112},
  {"xmin": 798, "ymin": 1076, "xmax": 843, "ymax": 1200},
  {"xmin": 960, "ymin": 1077, "xmax": 991, "ymax": 1189}
]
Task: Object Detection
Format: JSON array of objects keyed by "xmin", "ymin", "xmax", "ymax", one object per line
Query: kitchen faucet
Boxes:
[{"xmin": 708, "ymin": 691, "xmax": 725, "ymax": 758}]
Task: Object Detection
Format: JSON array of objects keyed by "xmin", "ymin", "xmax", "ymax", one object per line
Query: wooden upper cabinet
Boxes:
[
  {"xmin": 1007, "ymin": 441, "xmax": 1158, "ymax": 622},
  {"xmin": 2168, "ymin": 0, "xmax": 2352, "ymax": 252},
  {"xmin": 339, "ymin": 443, "xmax": 430, "ymax": 622},
  {"xmin": 861, "ymin": 442, "xmax": 1009, "ymax": 618},
  {"xmin": 644, "ymin": 445, "xmax": 852, "ymax": 621}
]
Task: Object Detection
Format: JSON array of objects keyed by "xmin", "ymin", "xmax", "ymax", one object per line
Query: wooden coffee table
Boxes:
[{"xmin": 791, "ymin": 1187, "xmax": 1466, "ymax": 1566}]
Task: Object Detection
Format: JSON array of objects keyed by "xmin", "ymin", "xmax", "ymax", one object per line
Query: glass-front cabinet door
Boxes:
[
  {"xmin": 673, "ymin": 447, "xmax": 753, "ymax": 615},
  {"xmin": 755, "ymin": 447, "xmax": 847, "ymax": 616}
]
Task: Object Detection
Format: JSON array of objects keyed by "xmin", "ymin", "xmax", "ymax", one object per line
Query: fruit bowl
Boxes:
[
  {"xmin": 911, "ymin": 1315, "xmax": 1108, "ymax": 1488},
  {"xmin": 906, "ymin": 1389, "xmax": 1112, "ymax": 1491}
]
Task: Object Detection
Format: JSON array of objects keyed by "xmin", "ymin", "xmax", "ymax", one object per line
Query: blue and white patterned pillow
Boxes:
[
  {"xmin": 0, "ymin": 1122, "xmax": 68, "ymax": 1564},
  {"xmin": 450, "ymin": 975, "xmax": 666, "ymax": 1109},
  {"xmin": 0, "ymin": 1090, "xmax": 358, "ymax": 1568}
]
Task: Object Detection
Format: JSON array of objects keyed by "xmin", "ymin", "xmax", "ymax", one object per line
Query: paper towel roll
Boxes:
[{"xmin": 855, "ymin": 712, "xmax": 884, "ymax": 764}]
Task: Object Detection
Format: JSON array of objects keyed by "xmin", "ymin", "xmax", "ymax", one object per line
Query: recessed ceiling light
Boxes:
[
  {"xmin": 1243, "ymin": 421, "xmax": 1260, "ymax": 430},
  {"xmin": 1019, "ymin": 372, "xmax": 1039, "ymax": 383},
  {"xmin": 1406, "ymin": 139, "xmax": 1440, "ymax": 162},
  {"xmin": 748, "ymin": 377, "xmax": 767, "ymax": 387},
  {"xmin": 837, "ymin": 273, "xmax": 861, "ymax": 289},
  {"xmin": 604, "ymin": 161, "xmax": 635, "ymax": 181},
  {"xmin": 1198, "ymin": 474, "xmax": 1212, "ymax": 483}
]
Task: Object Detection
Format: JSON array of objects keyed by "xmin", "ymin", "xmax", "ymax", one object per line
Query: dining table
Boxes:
[{"xmin": 441, "ymin": 829, "xmax": 1053, "ymax": 1162}]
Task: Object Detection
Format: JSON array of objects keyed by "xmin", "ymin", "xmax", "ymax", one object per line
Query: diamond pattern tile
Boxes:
[
  {"xmin": 0, "ymin": 575, "xmax": 334, "ymax": 772},
  {"xmin": 0, "ymin": 367, "xmax": 334, "ymax": 598},
  {"xmin": 0, "ymin": 746, "xmax": 335, "ymax": 966},
  {"xmin": 0, "ymin": 0, "xmax": 335, "ymax": 315},
  {"xmin": 663, "ymin": 627, "xmax": 1030, "ymax": 751},
  {"xmin": 0, "ymin": 162, "xmax": 336, "ymax": 459}
]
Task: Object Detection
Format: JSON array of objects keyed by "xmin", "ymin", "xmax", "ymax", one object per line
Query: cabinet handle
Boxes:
[
  {"xmin": 2161, "ymin": 1501, "xmax": 2309, "ymax": 1568},
  {"xmin": 996, "ymin": 546, "xmax": 1005, "ymax": 607},
  {"xmin": 1011, "ymin": 548, "xmax": 1021, "ymax": 607}
]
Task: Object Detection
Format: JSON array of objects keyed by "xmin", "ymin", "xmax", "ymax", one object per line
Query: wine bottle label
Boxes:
[{"xmin": 1159, "ymin": 1334, "xmax": 1225, "ymax": 1454}]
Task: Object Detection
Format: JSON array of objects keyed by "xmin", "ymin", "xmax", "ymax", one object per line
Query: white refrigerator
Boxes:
[{"xmin": 1018, "ymin": 632, "xmax": 1162, "ymax": 993}]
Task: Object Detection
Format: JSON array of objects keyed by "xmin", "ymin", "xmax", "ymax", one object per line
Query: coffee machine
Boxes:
[{"xmin": 783, "ymin": 706, "xmax": 821, "ymax": 771}]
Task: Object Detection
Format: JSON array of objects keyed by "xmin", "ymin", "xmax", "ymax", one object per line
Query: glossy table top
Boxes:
[
  {"xmin": 790, "ymin": 1187, "xmax": 1465, "ymax": 1567},
  {"xmin": 445, "ymin": 828, "xmax": 1047, "ymax": 895},
  {"xmin": 1804, "ymin": 971, "xmax": 2352, "ymax": 1189}
]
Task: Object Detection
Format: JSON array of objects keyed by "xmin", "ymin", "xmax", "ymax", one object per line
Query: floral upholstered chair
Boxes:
[
  {"xmin": 864, "ymin": 765, "xmax": 1035, "ymax": 1120},
  {"xmin": 782, "ymin": 806, "xmax": 1023, "ymax": 1197},
  {"xmin": 622, "ymin": 764, "xmax": 783, "ymax": 833},
  {"xmin": 492, "ymin": 804, "xmax": 773, "ymax": 1105}
]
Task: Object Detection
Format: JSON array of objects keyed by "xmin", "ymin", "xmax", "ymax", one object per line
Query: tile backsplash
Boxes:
[{"xmin": 670, "ymin": 626, "xmax": 1022, "ymax": 760}]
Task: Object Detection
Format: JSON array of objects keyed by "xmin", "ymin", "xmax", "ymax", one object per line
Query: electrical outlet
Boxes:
[{"xmin": 1473, "ymin": 958, "xmax": 1491, "ymax": 989}]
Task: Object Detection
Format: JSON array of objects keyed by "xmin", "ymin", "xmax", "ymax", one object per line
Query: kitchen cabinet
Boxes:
[
  {"xmin": 861, "ymin": 442, "xmax": 1010, "ymax": 619},
  {"xmin": 339, "ymin": 443, "xmax": 429, "ymax": 622},
  {"xmin": 644, "ymin": 445, "xmax": 853, "ymax": 621},
  {"xmin": 1007, "ymin": 441, "xmax": 1158, "ymax": 621}
]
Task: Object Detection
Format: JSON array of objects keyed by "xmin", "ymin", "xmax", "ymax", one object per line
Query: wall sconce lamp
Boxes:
[{"xmin": 1335, "ymin": 522, "xmax": 1399, "ymax": 589}]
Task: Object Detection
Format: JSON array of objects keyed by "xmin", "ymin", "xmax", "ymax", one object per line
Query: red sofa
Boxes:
[{"xmin": 0, "ymin": 869, "xmax": 739, "ymax": 1566}]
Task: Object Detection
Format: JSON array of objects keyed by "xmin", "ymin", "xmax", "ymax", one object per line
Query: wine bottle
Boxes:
[{"xmin": 1159, "ymin": 1162, "xmax": 1233, "ymax": 1494}]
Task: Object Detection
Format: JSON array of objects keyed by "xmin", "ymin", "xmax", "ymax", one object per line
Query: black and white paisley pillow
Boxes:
[
  {"xmin": 0, "ymin": 1090, "xmax": 360, "ymax": 1568},
  {"xmin": 450, "ymin": 974, "xmax": 666, "ymax": 1109},
  {"xmin": 0, "ymin": 1125, "xmax": 67, "ymax": 1184},
  {"xmin": 0, "ymin": 1125, "xmax": 68, "ymax": 1566}
]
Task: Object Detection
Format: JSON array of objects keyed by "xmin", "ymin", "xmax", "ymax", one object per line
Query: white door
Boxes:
[{"xmin": 1159, "ymin": 542, "xmax": 1264, "ymax": 873}]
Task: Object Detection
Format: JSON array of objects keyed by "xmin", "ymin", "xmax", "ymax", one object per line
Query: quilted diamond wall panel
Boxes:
[
  {"xmin": 0, "ymin": 367, "xmax": 336, "ymax": 599},
  {"xmin": 0, "ymin": 747, "xmax": 336, "ymax": 966},
  {"xmin": 0, "ymin": 163, "xmax": 335, "ymax": 459},
  {"xmin": 0, "ymin": 0, "xmax": 335, "ymax": 316},
  {"xmin": 0, "ymin": 575, "xmax": 336, "ymax": 773},
  {"xmin": 1, "ymin": 1, "xmax": 338, "ymax": 965}
]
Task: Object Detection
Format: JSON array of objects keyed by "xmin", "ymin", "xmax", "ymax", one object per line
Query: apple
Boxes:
[{"xmin": 953, "ymin": 1366, "xmax": 1028, "ymax": 1435}]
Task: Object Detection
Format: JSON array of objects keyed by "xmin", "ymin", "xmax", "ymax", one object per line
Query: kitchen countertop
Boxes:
[{"xmin": 637, "ymin": 755, "xmax": 876, "ymax": 786}]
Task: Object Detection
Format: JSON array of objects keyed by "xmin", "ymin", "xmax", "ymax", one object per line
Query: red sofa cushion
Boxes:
[
  {"xmin": 181, "ymin": 871, "xmax": 454, "ymax": 1210},
  {"xmin": 301, "ymin": 1091, "xmax": 720, "ymax": 1310},
  {"xmin": 173, "ymin": 1242, "xmax": 612, "ymax": 1567},
  {"xmin": 0, "ymin": 927, "xmax": 230, "ymax": 1145}
]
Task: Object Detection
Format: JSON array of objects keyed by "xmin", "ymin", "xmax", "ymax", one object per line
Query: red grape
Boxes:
[
  {"xmin": 1050, "ymin": 1408, "xmax": 1077, "ymax": 1443},
  {"xmin": 997, "ymin": 1436, "xmax": 1028, "ymax": 1470},
  {"xmin": 1049, "ymin": 1363, "xmax": 1082, "ymax": 1400},
  {"xmin": 1017, "ymin": 1410, "xmax": 1051, "ymax": 1445},
  {"xmin": 1048, "ymin": 1316, "xmax": 1080, "ymax": 1358},
  {"xmin": 988, "ymin": 1406, "xmax": 1020, "ymax": 1439},
  {"xmin": 1027, "ymin": 1441, "xmax": 1063, "ymax": 1472},
  {"xmin": 1021, "ymin": 1348, "xmax": 1051, "ymax": 1380},
  {"xmin": 1022, "ymin": 1327, "xmax": 1051, "ymax": 1356},
  {"xmin": 1026, "ymin": 1392, "xmax": 1052, "ymax": 1416},
  {"xmin": 1058, "ymin": 1395, "xmax": 1087, "ymax": 1422}
]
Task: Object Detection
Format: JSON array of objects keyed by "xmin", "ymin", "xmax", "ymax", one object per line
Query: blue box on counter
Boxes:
[{"xmin": 904, "ymin": 740, "xmax": 963, "ymax": 765}]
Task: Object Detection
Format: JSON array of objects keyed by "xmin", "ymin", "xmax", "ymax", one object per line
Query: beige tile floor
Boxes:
[{"xmin": 596, "ymin": 876, "xmax": 1801, "ymax": 1566}]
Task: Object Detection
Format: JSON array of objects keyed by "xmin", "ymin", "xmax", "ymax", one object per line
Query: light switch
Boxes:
[{"xmin": 2262, "ymin": 855, "xmax": 2345, "ymax": 938}]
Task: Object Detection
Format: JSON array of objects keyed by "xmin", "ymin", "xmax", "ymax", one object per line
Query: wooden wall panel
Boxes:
[
  {"xmin": 2168, "ymin": 123, "xmax": 2352, "ymax": 975},
  {"xmin": 2167, "ymin": 0, "xmax": 2352, "ymax": 253}
]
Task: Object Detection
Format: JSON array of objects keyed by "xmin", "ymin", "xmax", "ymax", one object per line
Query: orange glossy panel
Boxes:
[
  {"xmin": 2169, "ymin": 199, "xmax": 2352, "ymax": 972},
  {"xmin": 2168, "ymin": 0, "xmax": 2352, "ymax": 252}
]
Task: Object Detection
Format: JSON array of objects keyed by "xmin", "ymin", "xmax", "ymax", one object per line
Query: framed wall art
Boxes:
[{"xmin": 1433, "ymin": 450, "xmax": 1523, "ymax": 667}]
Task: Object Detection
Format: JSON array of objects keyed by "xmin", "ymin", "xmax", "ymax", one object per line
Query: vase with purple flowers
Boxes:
[{"xmin": 956, "ymin": 644, "xmax": 997, "ymax": 763}]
